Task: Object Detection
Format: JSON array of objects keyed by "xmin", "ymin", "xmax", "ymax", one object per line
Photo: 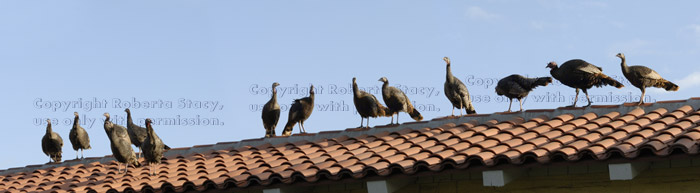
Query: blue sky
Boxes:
[{"xmin": 2, "ymin": 1, "xmax": 700, "ymax": 169}]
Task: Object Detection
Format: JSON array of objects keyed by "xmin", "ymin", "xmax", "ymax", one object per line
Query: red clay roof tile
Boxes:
[{"xmin": 3, "ymin": 99, "xmax": 700, "ymax": 192}]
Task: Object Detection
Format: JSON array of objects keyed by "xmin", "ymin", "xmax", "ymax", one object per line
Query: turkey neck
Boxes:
[
  {"xmin": 126, "ymin": 111, "xmax": 134, "ymax": 125},
  {"xmin": 352, "ymin": 81, "xmax": 360, "ymax": 97},
  {"xmin": 271, "ymin": 85, "xmax": 278, "ymax": 103},
  {"xmin": 146, "ymin": 123, "xmax": 155, "ymax": 139},
  {"xmin": 619, "ymin": 57, "xmax": 629, "ymax": 74},
  {"xmin": 73, "ymin": 115, "xmax": 80, "ymax": 127},
  {"xmin": 446, "ymin": 63, "xmax": 454, "ymax": 82},
  {"xmin": 549, "ymin": 65, "xmax": 560, "ymax": 77},
  {"xmin": 46, "ymin": 122, "xmax": 52, "ymax": 134}
]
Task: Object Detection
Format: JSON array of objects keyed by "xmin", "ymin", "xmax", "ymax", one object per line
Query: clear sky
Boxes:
[{"xmin": 2, "ymin": 1, "xmax": 700, "ymax": 170}]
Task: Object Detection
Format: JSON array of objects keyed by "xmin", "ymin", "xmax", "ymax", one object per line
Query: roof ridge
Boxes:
[{"xmin": 2, "ymin": 97, "xmax": 699, "ymax": 176}]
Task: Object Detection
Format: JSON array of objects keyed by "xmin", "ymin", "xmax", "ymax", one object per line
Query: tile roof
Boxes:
[{"xmin": 2, "ymin": 98, "xmax": 700, "ymax": 193}]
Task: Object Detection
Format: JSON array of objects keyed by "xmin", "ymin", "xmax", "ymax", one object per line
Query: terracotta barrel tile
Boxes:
[
  {"xmin": 527, "ymin": 137, "xmax": 548, "ymax": 146},
  {"xmin": 593, "ymin": 115, "xmax": 615, "ymax": 124},
  {"xmin": 643, "ymin": 140, "xmax": 667, "ymax": 151},
  {"xmin": 608, "ymin": 130, "xmax": 631, "ymax": 140},
  {"xmin": 593, "ymin": 127, "xmax": 613, "ymax": 135},
  {"xmin": 356, "ymin": 156, "xmax": 382, "ymax": 168},
  {"xmin": 518, "ymin": 121, "xmax": 539, "ymax": 129},
  {"xmin": 556, "ymin": 147, "xmax": 577, "ymax": 156},
  {"xmin": 424, "ymin": 145, "xmax": 447, "ymax": 154},
  {"xmin": 335, "ymin": 158, "xmax": 359, "ymax": 168},
  {"xmin": 391, "ymin": 143, "xmax": 412, "ymax": 151},
  {"xmin": 579, "ymin": 133, "xmax": 602, "ymax": 142},
  {"xmin": 673, "ymin": 138, "xmax": 696, "ymax": 151},
  {"xmin": 625, "ymin": 108, "xmax": 646, "ymax": 117},
  {"xmin": 472, "ymin": 152, "xmax": 496, "ymax": 164},
  {"xmin": 464, "ymin": 135, "xmax": 486, "ymax": 145},
  {"xmin": 394, "ymin": 159, "xmax": 417, "ymax": 169},
  {"xmin": 501, "ymin": 150, "xmax": 523, "ymax": 159},
  {"xmin": 491, "ymin": 122, "xmax": 514, "ymax": 130},
  {"xmin": 681, "ymin": 131, "xmax": 700, "ymax": 140},
  {"xmin": 650, "ymin": 134, "xmax": 674, "ymax": 144},
  {"xmin": 650, "ymin": 108, "xmax": 669, "ymax": 115},
  {"xmin": 578, "ymin": 123, "xmax": 600, "ymax": 131},
  {"xmin": 459, "ymin": 147, "xmax": 482, "ymax": 156},
  {"xmin": 472, "ymin": 125, "xmax": 490, "ymax": 133},
  {"xmin": 440, "ymin": 138, "xmax": 460, "ymax": 147},
  {"xmin": 384, "ymin": 138, "xmax": 406, "ymax": 146},
  {"xmin": 605, "ymin": 120, "xmax": 626, "ymax": 129},
  {"xmin": 538, "ymin": 141, "xmax": 564, "ymax": 152},
  {"xmin": 474, "ymin": 139, "xmax": 499, "ymax": 149},
  {"xmin": 530, "ymin": 125, "xmax": 553, "ymax": 134},
  {"xmin": 681, "ymin": 114, "xmax": 700, "ymax": 123},
  {"xmin": 553, "ymin": 135, "xmax": 575, "ymax": 144},
  {"xmin": 383, "ymin": 154, "xmax": 408, "ymax": 164},
  {"xmin": 585, "ymin": 146, "xmax": 606, "ymax": 156},
  {"xmin": 489, "ymin": 145, "xmax": 510, "ymax": 155},
  {"xmin": 541, "ymin": 130, "xmax": 563, "ymax": 140},
  {"xmin": 543, "ymin": 119, "xmax": 564, "ymax": 128},
  {"xmin": 662, "ymin": 127, "xmax": 684, "ymax": 137},
  {"xmin": 449, "ymin": 142, "xmax": 471, "ymax": 152},
  {"xmin": 516, "ymin": 132, "xmax": 538, "ymax": 141},
  {"xmin": 594, "ymin": 138, "xmax": 617, "ymax": 149},
  {"xmin": 455, "ymin": 131, "xmax": 476, "ymax": 140},
  {"xmin": 567, "ymin": 118, "xmax": 589, "ymax": 127},
  {"xmin": 613, "ymin": 143, "xmax": 635, "ymax": 154},
  {"xmin": 645, "ymin": 123, "xmax": 667, "ymax": 132},
  {"xmin": 401, "ymin": 146, "xmax": 423, "ymax": 156},
  {"xmin": 554, "ymin": 114, "xmax": 575, "ymax": 122},
  {"xmin": 671, "ymin": 120, "xmax": 694, "ymax": 130},
  {"xmin": 676, "ymin": 105, "xmax": 694, "ymax": 113},
  {"xmin": 375, "ymin": 149, "xmax": 399, "ymax": 159},
  {"xmin": 501, "ymin": 138, "xmax": 525, "ymax": 148},
  {"xmin": 617, "ymin": 125, "xmax": 641, "ymax": 134},
  {"xmin": 566, "ymin": 140, "xmax": 589, "ymax": 151}
]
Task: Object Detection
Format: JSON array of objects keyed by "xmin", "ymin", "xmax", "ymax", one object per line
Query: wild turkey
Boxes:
[
  {"xmin": 262, "ymin": 82, "xmax": 281, "ymax": 137},
  {"xmin": 69, "ymin": 112, "xmax": 90, "ymax": 159},
  {"xmin": 103, "ymin": 113, "xmax": 140, "ymax": 173},
  {"xmin": 547, "ymin": 59, "xmax": 624, "ymax": 107},
  {"xmin": 379, "ymin": 77, "xmax": 423, "ymax": 124},
  {"xmin": 142, "ymin": 119, "xmax": 164, "ymax": 176},
  {"xmin": 443, "ymin": 57, "xmax": 476, "ymax": 116},
  {"xmin": 125, "ymin": 108, "xmax": 170, "ymax": 157},
  {"xmin": 282, "ymin": 85, "xmax": 315, "ymax": 136},
  {"xmin": 353, "ymin": 77, "xmax": 390, "ymax": 128},
  {"xmin": 495, "ymin": 74, "xmax": 552, "ymax": 112},
  {"xmin": 616, "ymin": 53, "xmax": 678, "ymax": 105},
  {"xmin": 41, "ymin": 119, "xmax": 63, "ymax": 163}
]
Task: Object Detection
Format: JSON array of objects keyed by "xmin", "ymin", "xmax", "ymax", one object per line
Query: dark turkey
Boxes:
[
  {"xmin": 379, "ymin": 77, "xmax": 423, "ymax": 124},
  {"xmin": 353, "ymin": 77, "xmax": 390, "ymax": 128},
  {"xmin": 282, "ymin": 85, "xmax": 315, "ymax": 136},
  {"xmin": 142, "ymin": 118, "xmax": 164, "ymax": 176},
  {"xmin": 125, "ymin": 108, "xmax": 170, "ymax": 157},
  {"xmin": 443, "ymin": 57, "xmax": 476, "ymax": 116},
  {"xmin": 547, "ymin": 59, "xmax": 624, "ymax": 107},
  {"xmin": 617, "ymin": 53, "xmax": 678, "ymax": 105},
  {"xmin": 103, "ymin": 113, "xmax": 140, "ymax": 173},
  {"xmin": 495, "ymin": 74, "xmax": 552, "ymax": 112},
  {"xmin": 69, "ymin": 112, "xmax": 90, "ymax": 160},
  {"xmin": 41, "ymin": 119, "xmax": 63, "ymax": 163},
  {"xmin": 262, "ymin": 82, "xmax": 281, "ymax": 137}
]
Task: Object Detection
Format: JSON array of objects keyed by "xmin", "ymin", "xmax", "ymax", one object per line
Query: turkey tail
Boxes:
[
  {"xmin": 465, "ymin": 102, "xmax": 477, "ymax": 114},
  {"xmin": 377, "ymin": 105, "xmax": 391, "ymax": 117},
  {"xmin": 408, "ymin": 108, "xmax": 423, "ymax": 121},
  {"xmin": 597, "ymin": 74, "xmax": 624, "ymax": 88},
  {"xmin": 655, "ymin": 79, "xmax": 679, "ymax": 91},
  {"xmin": 282, "ymin": 121, "xmax": 294, "ymax": 136},
  {"xmin": 132, "ymin": 159, "xmax": 141, "ymax": 167}
]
